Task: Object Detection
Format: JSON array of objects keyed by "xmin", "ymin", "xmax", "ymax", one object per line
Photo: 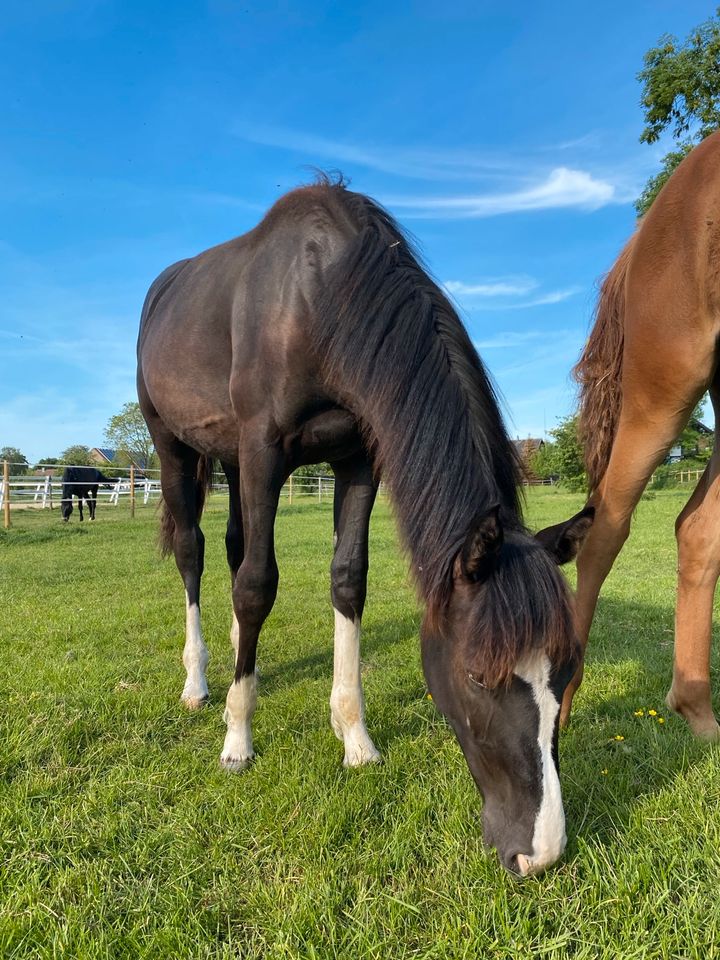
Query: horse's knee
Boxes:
[
  {"xmin": 676, "ymin": 509, "xmax": 720, "ymax": 588},
  {"xmin": 225, "ymin": 520, "xmax": 243, "ymax": 573},
  {"xmin": 233, "ymin": 562, "xmax": 278, "ymax": 625},
  {"xmin": 174, "ymin": 525, "xmax": 205, "ymax": 574},
  {"xmin": 330, "ymin": 553, "xmax": 368, "ymax": 619}
]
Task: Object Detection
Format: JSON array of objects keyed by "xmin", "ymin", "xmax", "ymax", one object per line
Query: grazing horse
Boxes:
[
  {"xmin": 137, "ymin": 178, "xmax": 592, "ymax": 876},
  {"xmin": 553, "ymin": 131, "xmax": 720, "ymax": 739},
  {"xmin": 60, "ymin": 467, "xmax": 117, "ymax": 521}
]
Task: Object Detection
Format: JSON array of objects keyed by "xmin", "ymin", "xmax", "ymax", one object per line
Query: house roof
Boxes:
[
  {"xmin": 91, "ymin": 447, "xmax": 116, "ymax": 462},
  {"xmin": 514, "ymin": 438, "xmax": 544, "ymax": 457}
]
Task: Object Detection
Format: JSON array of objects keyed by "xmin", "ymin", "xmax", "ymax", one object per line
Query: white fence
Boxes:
[{"xmin": 0, "ymin": 461, "xmax": 339, "ymax": 526}]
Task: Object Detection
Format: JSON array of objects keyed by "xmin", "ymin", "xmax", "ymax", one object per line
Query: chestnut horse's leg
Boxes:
[
  {"xmin": 563, "ymin": 352, "xmax": 713, "ymax": 728},
  {"xmin": 221, "ymin": 461, "xmax": 244, "ymax": 657},
  {"xmin": 220, "ymin": 440, "xmax": 284, "ymax": 771},
  {"xmin": 329, "ymin": 455, "xmax": 380, "ymax": 766},
  {"xmin": 668, "ymin": 387, "xmax": 720, "ymax": 738}
]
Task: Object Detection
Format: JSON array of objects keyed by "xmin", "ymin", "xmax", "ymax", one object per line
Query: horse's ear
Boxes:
[
  {"xmin": 535, "ymin": 507, "xmax": 594, "ymax": 565},
  {"xmin": 455, "ymin": 504, "xmax": 504, "ymax": 582}
]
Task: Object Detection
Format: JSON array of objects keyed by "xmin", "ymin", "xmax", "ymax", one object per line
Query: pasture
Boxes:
[{"xmin": 1, "ymin": 489, "xmax": 719, "ymax": 959}]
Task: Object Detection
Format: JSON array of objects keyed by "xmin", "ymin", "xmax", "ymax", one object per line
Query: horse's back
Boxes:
[{"xmin": 137, "ymin": 185, "xmax": 360, "ymax": 459}]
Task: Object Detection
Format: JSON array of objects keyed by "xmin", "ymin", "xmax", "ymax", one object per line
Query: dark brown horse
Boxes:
[
  {"xmin": 555, "ymin": 132, "xmax": 720, "ymax": 739},
  {"xmin": 137, "ymin": 178, "xmax": 592, "ymax": 876}
]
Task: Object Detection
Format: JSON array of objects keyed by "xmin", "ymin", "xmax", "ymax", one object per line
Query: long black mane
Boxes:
[{"xmin": 310, "ymin": 182, "xmax": 523, "ymax": 618}]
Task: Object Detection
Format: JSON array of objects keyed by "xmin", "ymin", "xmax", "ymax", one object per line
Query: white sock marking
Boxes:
[
  {"xmin": 514, "ymin": 651, "xmax": 565, "ymax": 876},
  {"xmin": 330, "ymin": 609, "xmax": 380, "ymax": 767},
  {"xmin": 181, "ymin": 595, "xmax": 209, "ymax": 708},
  {"xmin": 220, "ymin": 672, "xmax": 257, "ymax": 771},
  {"xmin": 230, "ymin": 612, "xmax": 240, "ymax": 656}
]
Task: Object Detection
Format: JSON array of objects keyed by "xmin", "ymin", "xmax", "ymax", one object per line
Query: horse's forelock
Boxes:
[{"xmin": 456, "ymin": 536, "xmax": 577, "ymax": 688}]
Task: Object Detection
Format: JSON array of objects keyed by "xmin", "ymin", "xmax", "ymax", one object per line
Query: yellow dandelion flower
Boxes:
[
  {"xmin": 426, "ymin": 693, "xmax": 432, "ymax": 700},
  {"xmin": 601, "ymin": 769, "xmax": 608, "ymax": 775},
  {"xmin": 657, "ymin": 717, "xmax": 665, "ymax": 724},
  {"xmin": 634, "ymin": 710, "xmax": 644, "ymax": 717},
  {"xmin": 648, "ymin": 709, "xmax": 657, "ymax": 717},
  {"xmin": 614, "ymin": 735, "xmax": 624, "ymax": 741}
]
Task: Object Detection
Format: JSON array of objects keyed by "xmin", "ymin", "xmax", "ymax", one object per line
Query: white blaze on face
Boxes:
[
  {"xmin": 220, "ymin": 672, "xmax": 257, "ymax": 771},
  {"xmin": 180, "ymin": 593, "xmax": 209, "ymax": 709},
  {"xmin": 513, "ymin": 651, "xmax": 566, "ymax": 877},
  {"xmin": 330, "ymin": 609, "xmax": 381, "ymax": 767}
]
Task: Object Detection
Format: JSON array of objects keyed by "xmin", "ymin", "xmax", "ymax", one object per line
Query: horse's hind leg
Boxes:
[
  {"xmin": 156, "ymin": 435, "xmax": 209, "ymax": 710},
  {"xmin": 221, "ymin": 461, "xmax": 244, "ymax": 656},
  {"xmin": 563, "ymin": 356, "xmax": 712, "ymax": 727},
  {"xmin": 668, "ymin": 387, "xmax": 720, "ymax": 739},
  {"xmin": 329, "ymin": 455, "xmax": 380, "ymax": 766},
  {"xmin": 220, "ymin": 439, "xmax": 284, "ymax": 771}
]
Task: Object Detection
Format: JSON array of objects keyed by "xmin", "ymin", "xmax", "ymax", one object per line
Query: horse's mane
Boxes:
[
  {"xmin": 306, "ymin": 179, "xmax": 523, "ymax": 622},
  {"xmin": 574, "ymin": 234, "xmax": 635, "ymax": 492}
]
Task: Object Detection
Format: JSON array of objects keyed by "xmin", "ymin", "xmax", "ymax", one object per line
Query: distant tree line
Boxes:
[{"xmin": 532, "ymin": 403, "xmax": 713, "ymax": 492}]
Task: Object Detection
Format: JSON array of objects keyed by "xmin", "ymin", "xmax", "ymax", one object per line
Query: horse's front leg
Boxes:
[
  {"xmin": 220, "ymin": 442, "xmax": 284, "ymax": 772},
  {"xmin": 329, "ymin": 455, "xmax": 380, "ymax": 766}
]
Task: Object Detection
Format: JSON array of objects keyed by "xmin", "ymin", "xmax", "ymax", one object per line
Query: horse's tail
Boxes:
[
  {"xmin": 159, "ymin": 455, "xmax": 214, "ymax": 556},
  {"xmin": 573, "ymin": 234, "xmax": 636, "ymax": 494}
]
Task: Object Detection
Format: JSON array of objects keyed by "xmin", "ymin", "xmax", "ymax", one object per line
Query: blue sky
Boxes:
[{"xmin": 0, "ymin": 1, "xmax": 711, "ymax": 463}]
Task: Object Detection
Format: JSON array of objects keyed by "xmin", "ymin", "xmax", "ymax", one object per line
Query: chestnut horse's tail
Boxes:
[
  {"xmin": 159, "ymin": 455, "xmax": 214, "ymax": 556},
  {"xmin": 573, "ymin": 235, "xmax": 636, "ymax": 494}
]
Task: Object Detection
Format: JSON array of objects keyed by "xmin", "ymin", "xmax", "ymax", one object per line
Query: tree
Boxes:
[
  {"xmin": 531, "ymin": 416, "xmax": 586, "ymax": 492},
  {"xmin": 60, "ymin": 445, "xmax": 92, "ymax": 466},
  {"xmin": 636, "ymin": 9, "xmax": 720, "ymax": 214},
  {"xmin": 0, "ymin": 446, "xmax": 29, "ymax": 475},
  {"xmin": 33, "ymin": 456, "xmax": 61, "ymax": 470},
  {"xmin": 104, "ymin": 402, "xmax": 156, "ymax": 470},
  {"xmin": 676, "ymin": 397, "xmax": 714, "ymax": 460}
]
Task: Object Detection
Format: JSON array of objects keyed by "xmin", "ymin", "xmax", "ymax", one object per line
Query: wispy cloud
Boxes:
[
  {"xmin": 232, "ymin": 123, "xmax": 634, "ymax": 217},
  {"xmin": 474, "ymin": 331, "xmax": 545, "ymax": 349},
  {"xmin": 232, "ymin": 122, "xmax": 519, "ymax": 181},
  {"xmin": 388, "ymin": 168, "xmax": 616, "ymax": 218},
  {"xmin": 445, "ymin": 277, "xmax": 582, "ymax": 311},
  {"xmin": 444, "ymin": 277, "xmax": 537, "ymax": 297},
  {"xmin": 487, "ymin": 287, "xmax": 582, "ymax": 310}
]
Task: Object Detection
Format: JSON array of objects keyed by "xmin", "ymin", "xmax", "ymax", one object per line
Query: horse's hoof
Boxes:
[
  {"xmin": 181, "ymin": 694, "xmax": 209, "ymax": 710},
  {"xmin": 342, "ymin": 743, "xmax": 382, "ymax": 767},
  {"xmin": 220, "ymin": 751, "xmax": 255, "ymax": 772},
  {"xmin": 665, "ymin": 689, "xmax": 720, "ymax": 740}
]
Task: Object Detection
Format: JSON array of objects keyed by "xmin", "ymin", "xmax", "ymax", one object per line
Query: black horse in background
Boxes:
[
  {"xmin": 137, "ymin": 176, "xmax": 593, "ymax": 877},
  {"xmin": 60, "ymin": 467, "xmax": 118, "ymax": 521}
]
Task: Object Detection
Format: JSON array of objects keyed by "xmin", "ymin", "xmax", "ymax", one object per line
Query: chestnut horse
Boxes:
[
  {"xmin": 557, "ymin": 132, "xmax": 720, "ymax": 738},
  {"xmin": 137, "ymin": 178, "xmax": 592, "ymax": 875}
]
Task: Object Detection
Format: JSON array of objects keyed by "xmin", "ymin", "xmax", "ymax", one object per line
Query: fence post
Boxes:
[
  {"xmin": 130, "ymin": 465, "xmax": 136, "ymax": 518},
  {"xmin": 3, "ymin": 460, "xmax": 9, "ymax": 529},
  {"xmin": 318, "ymin": 477, "xmax": 322, "ymax": 503},
  {"xmin": 289, "ymin": 474, "xmax": 293, "ymax": 505}
]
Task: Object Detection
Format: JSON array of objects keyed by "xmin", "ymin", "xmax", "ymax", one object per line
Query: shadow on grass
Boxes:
[
  {"xmin": 257, "ymin": 609, "xmax": 422, "ymax": 694},
  {"xmin": 254, "ymin": 589, "xmax": 720, "ymax": 856},
  {"xmin": 556, "ymin": 592, "xmax": 720, "ymax": 854}
]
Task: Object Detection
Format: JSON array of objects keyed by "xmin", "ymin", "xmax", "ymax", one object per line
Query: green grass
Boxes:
[{"xmin": 1, "ymin": 489, "xmax": 720, "ymax": 959}]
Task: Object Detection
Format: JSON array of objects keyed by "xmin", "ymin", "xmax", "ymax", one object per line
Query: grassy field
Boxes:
[{"xmin": 1, "ymin": 488, "xmax": 719, "ymax": 959}]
